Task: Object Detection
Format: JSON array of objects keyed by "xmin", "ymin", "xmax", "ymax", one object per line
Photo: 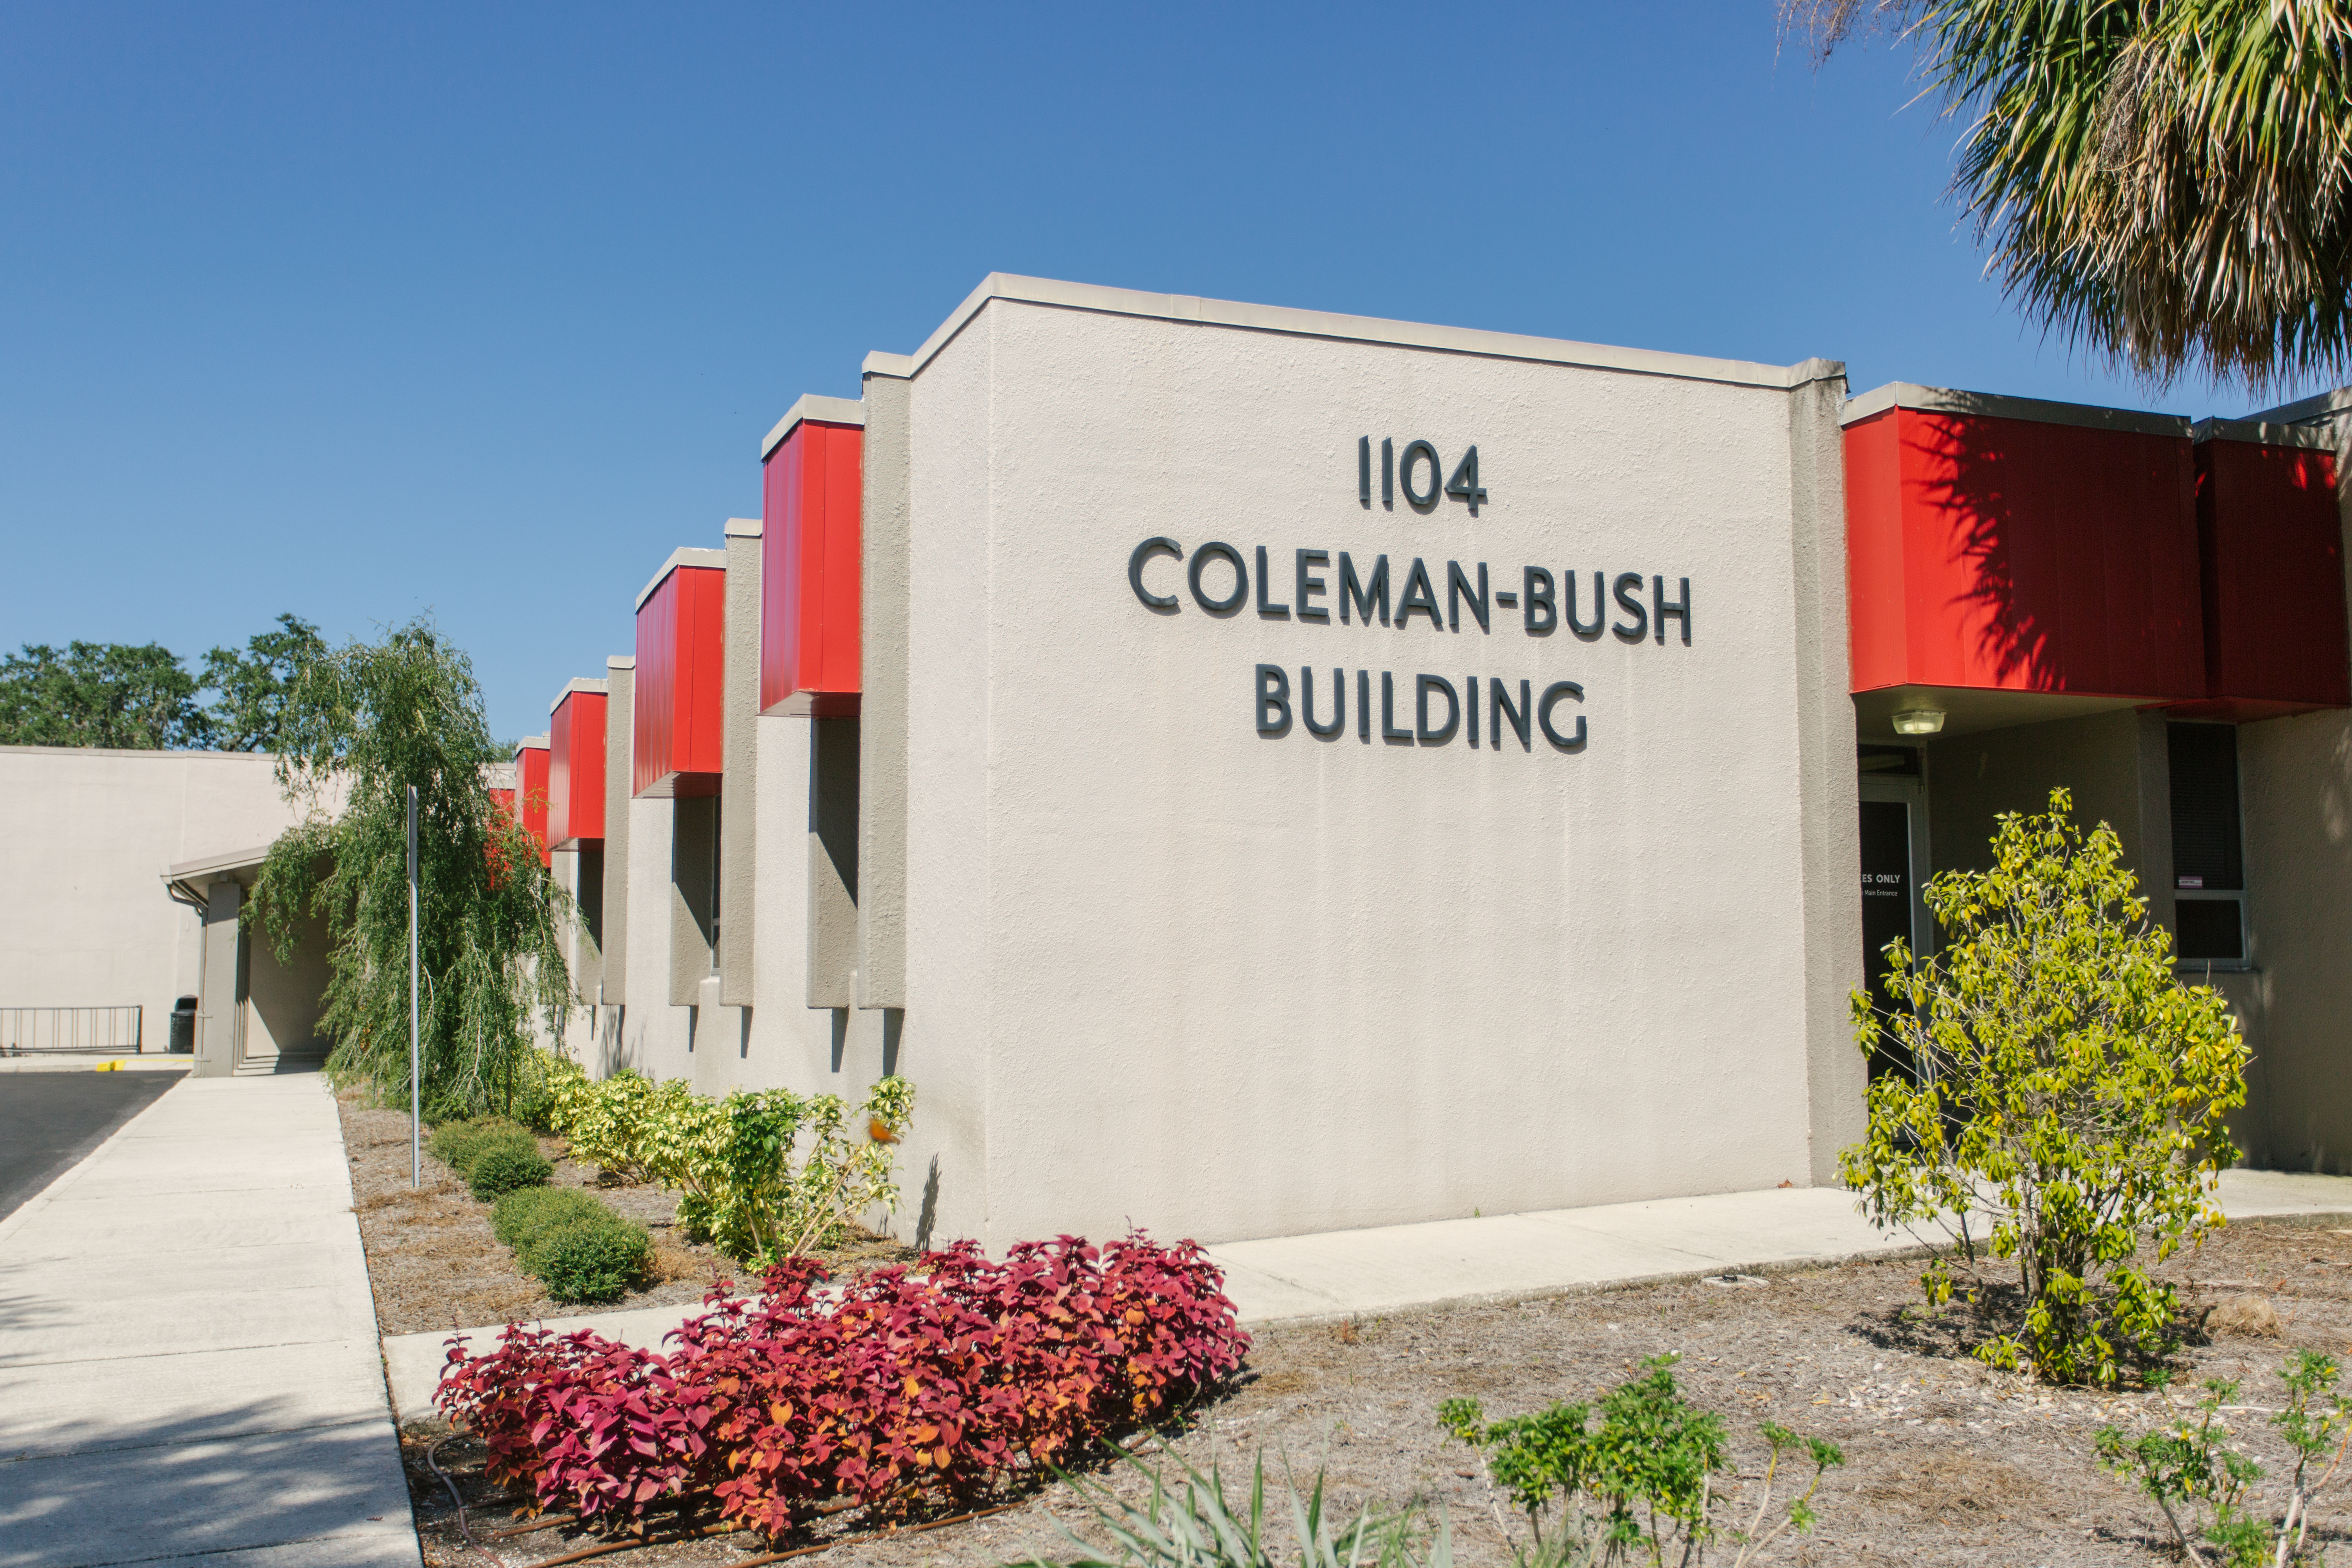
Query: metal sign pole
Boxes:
[{"xmin": 408, "ymin": 784, "xmax": 420, "ymax": 1190}]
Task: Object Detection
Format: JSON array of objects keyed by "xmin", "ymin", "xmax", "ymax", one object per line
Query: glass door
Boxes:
[{"xmin": 1858, "ymin": 748, "xmax": 1931, "ymax": 1081}]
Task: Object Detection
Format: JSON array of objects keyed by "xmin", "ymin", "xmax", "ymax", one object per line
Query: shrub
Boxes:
[
  {"xmin": 1842, "ymin": 787, "xmax": 2250, "ymax": 1387},
  {"xmin": 1439, "ymin": 1358, "xmax": 1841, "ymax": 1568},
  {"xmin": 490, "ymin": 1185, "xmax": 650, "ymax": 1303},
  {"xmin": 548, "ymin": 1070, "xmax": 662, "ymax": 1181},
  {"xmin": 551, "ymin": 1071, "xmax": 915, "ymax": 1263},
  {"xmin": 534, "ymin": 1218, "xmax": 651, "ymax": 1303},
  {"xmin": 468, "ymin": 1141, "xmax": 553, "ymax": 1201},
  {"xmin": 511, "ymin": 1046, "xmax": 585, "ymax": 1133},
  {"xmin": 2096, "ymin": 1354, "xmax": 2352, "ymax": 1568},
  {"xmin": 428, "ymin": 1116, "xmax": 538, "ymax": 1181},
  {"xmin": 491, "ymin": 1184, "xmax": 605, "ymax": 1247},
  {"xmin": 436, "ymin": 1232, "xmax": 1250, "ymax": 1537}
]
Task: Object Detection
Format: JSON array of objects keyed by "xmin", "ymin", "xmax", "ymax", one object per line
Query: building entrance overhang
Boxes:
[{"xmin": 1851, "ymin": 684, "xmax": 2148, "ymax": 744}]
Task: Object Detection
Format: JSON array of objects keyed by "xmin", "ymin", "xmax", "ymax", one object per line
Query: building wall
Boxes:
[
  {"xmin": 0, "ymin": 747, "xmax": 314, "ymax": 1051},
  {"xmin": 1908, "ymin": 707, "xmax": 2352, "ymax": 1171},
  {"xmin": 2237, "ymin": 684, "xmax": 2352, "ymax": 1170},
  {"xmin": 1920, "ymin": 710, "xmax": 2172, "ymax": 891},
  {"xmin": 884, "ymin": 293, "xmax": 1855, "ymax": 1248},
  {"xmin": 616, "ymin": 793, "xmax": 688, "ymax": 1078}
]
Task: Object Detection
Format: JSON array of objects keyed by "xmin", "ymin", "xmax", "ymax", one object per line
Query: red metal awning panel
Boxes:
[
  {"xmin": 761, "ymin": 415, "xmax": 863, "ymax": 717},
  {"xmin": 634, "ymin": 558, "xmax": 726, "ymax": 798},
  {"xmin": 1844, "ymin": 402, "xmax": 2205, "ymax": 701},
  {"xmin": 548, "ymin": 685, "xmax": 607, "ymax": 848},
  {"xmin": 2190, "ymin": 431, "xmax": 2350, "ymax": 715},
  {"xmin": 513, "ymin": 741, "xmax": 551, "ymax": 866}
]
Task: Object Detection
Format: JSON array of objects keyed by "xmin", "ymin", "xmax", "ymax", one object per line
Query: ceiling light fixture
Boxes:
[{"xmin": 1891, "ymin": 709, "xmax": 1946, "ymax": 736}]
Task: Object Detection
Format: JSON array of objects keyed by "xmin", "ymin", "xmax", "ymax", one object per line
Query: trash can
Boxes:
[{"xmin": 168, "ymin": 996, "xmax": 197, "ymax": 1054}]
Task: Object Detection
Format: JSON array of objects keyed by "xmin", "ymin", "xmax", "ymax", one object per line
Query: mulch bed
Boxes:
[
  {"xmin": 338, "ymin": 1091, "xmax": 913, "ymax": 1337},
  {"xmin": 379, "ymin": 1208, "xmax": 2352, "ymax": 1568}
]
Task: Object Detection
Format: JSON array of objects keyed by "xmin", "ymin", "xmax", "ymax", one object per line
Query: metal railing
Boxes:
[{"xmin": 0, "ymin": 1006, "xmax": 144, "ymax": 1055}]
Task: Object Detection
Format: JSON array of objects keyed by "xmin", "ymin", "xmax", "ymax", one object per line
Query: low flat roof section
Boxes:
[
  {"xmin": 162, "ymin": 843, "xmax": 276, "ymax": 883},
  {"xmin": 632, "ymin": 547, "xmax": 728, "ymax": 613},
  {"xmin": 549, "ymin": 677, "xmax": 609, "ymax": 714},
  {"xmin": 861, "ymin": 273, "xmax": 1844, "ymax": 392},
  {"xmin": 1842, "ymin": 381, "xmax": 2192, "ymax": 438},
  {"xmin": 760, "ymin": 394, "xmax": 865, "ymax": 459},
  {"xmin": 2247, "ymin": 386, "xmax": 2352, "ymax": 425},
  {"xmin": 2192, "ymin": 416, "xmax": 2337, "ymax": 449}
]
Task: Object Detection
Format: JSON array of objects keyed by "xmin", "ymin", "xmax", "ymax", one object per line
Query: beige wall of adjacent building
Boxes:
[{"xmin": 0, "ymin": 747, "xmax": 317, "ymax": 1057}]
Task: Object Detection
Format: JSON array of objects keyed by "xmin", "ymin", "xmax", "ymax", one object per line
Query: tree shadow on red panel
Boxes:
[{"xmin": 1907, "ymin": 411, "xmax": 2063, "ymax": 690}]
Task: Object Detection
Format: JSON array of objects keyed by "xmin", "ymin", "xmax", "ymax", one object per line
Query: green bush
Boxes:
[
  {"xmin": 550, "ymin": 1071, "xmax": 915, "ymax": 1265},
  {"xmin": 1438, "ymin": 1357, "xmax": 1842, "ymax": 1567},
  {"xmin": 1842, "ymin": 787, "xmax": 2251, "ymax": 1387},
  {"xmin": 490, "ymin": 1184, "xmax": 650, "ymax": 1304},
  {"xmin": 532, "ymin": 1219, "xmax": 651, "ymax": 1304},
  {"xmin": 510, "ymin": 1047, "xmax": 585, "ymax": 1133},
  {"xmin": 491, "ymin": 1184, "xmax": 604, "ymax": 1247},
  {"xmin": 548, "ymin": 1070, "xmax": 660, "ymax": 1181},
  {"xmin": 428, "ymin": 1117, "xmax": 539, "ymax": 1180},
  {"xmin": 2096, "ymin": 1354, "xmax": 2352, "ymax": 1568},
  {"xmin": 468, "ymin": 1141, "xmax": 553, "ymax": 1201}
]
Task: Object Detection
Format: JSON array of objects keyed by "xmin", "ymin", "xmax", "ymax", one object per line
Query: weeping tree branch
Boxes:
[{"xmin": 245, "ymin": 617, "xmax": 574, "ymax": 1116}]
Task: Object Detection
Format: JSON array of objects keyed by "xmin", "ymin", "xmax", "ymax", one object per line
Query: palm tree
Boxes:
[{"xmin": 1787, "ymin": 0, "xmax": 2352, "ymax": 393}]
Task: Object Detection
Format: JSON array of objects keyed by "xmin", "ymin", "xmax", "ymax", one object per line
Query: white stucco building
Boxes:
[{"xmin": 548, "ymin": 276, "xmax": 2352, "ymax": 1249}]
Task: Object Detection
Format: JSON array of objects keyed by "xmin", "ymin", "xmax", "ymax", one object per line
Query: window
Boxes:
[{"xmin": 2168, "ymin": 723, "xmax": 2246, "ymax": 965}]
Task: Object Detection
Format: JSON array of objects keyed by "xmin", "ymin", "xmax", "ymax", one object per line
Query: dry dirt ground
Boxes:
[
  {"xmin": 378, "ymin": 1211, "xmax": 2352, "ymax": 1568},
  {"xmin": 340, "ymin": 1093, "xmax": 912, "ymax": 1335}
]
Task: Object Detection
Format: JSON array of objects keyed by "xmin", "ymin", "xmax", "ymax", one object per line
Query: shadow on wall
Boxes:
[
  {"xmin": 1907, "ymin": 410, "xmax": 2197, "ymax": 695},
  {"xmin": 914, "ymin": 1155, "xmax": 940, "ymax": 1252},
  {"xmin": 595, "ymin": 1006, "xmax": 627, "ymax": 1078},
  {"xmin": 1917, "ymin": 415, "xmax": 2055, "ymax": 689}
]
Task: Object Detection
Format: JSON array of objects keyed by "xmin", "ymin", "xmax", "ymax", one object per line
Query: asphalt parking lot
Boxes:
[{"xmin": 0, "ymin": 1069, "xmax": 185, "ymax": 1221}]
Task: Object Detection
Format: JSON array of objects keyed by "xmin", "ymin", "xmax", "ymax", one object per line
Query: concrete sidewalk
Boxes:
[
  {"xmin": 380, "ymin": 1166, "xmax": 2352, "ymax": 1422},
  {"xmin": 0, "ymin": 1073, "xmax": 420, "ymax": 1568}
]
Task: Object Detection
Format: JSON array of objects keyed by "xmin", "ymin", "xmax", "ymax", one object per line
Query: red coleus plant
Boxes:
[{"xmin": 436, "ymin": 1233, "xmax": 1249, "ymax": 1539}]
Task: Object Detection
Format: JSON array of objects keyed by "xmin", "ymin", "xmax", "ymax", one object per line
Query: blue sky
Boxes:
[{"xmin": 3, "ymin": 2, "xmax": 2330, "ymax": 742}]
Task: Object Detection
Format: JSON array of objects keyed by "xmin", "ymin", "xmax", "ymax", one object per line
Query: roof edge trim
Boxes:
[
  {"xmin": 759, "ymin": 394, "xmax": 866, "ymax": 459},
  {"xmin": 1840, "ymin": 381, "xmax": 2191, "ymax": 438},
  {"xmin": 632, "ymin": 547, "xmax": 729, "ymax": 613},
  {"xmin": 863, "ymin": 273, "xmax": 1839, "ymax": 391},
  {"xmin": 2191, "ymin": 416, "xmax": 2338, "ymax": 450}
]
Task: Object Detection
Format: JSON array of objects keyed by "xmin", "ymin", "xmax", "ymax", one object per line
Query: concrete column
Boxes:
[
  {"xmin": 1783, "ymin": 360, "xmax": 1869, "ymax": 1185},
  {"xmin": 720, "ymin": 518, "xmax": 762, "ymax": 1006},
  {"xmin": 600, "ymin": 657, "xmax": 634, "ymax": 1005},
  {"xmin": 807, "ymin": 716, "xmax": 859, "ymax": 1007},
  {"xmin": 856, "ymin": 368, "xmax": 912, "ymax": 1010},
  {"xmin": 194, "ymin": 880, "xmax": 242, "ymax": 1079}
]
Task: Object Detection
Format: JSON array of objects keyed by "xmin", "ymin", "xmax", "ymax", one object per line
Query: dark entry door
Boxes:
[
  {"xmin": 1859, "ymin": 801, "xmax": 1912, "ymax": 1000},
  {"xmin": 1858, "ymin": 796, "xmax": 1921, "ymax": 1081}
]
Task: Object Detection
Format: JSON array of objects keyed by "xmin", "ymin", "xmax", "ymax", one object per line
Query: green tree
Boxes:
[
  {"xmin": 248, "ymin": 616, "xmax": 574, "ymax": 1115},
  {"xmin": 1843, "ymin": 787, "xmax": 2250, "ymax": 1386},
  {"xmin": 0, "ymin": 640, "xmax": 212, "ymax": 749},
  {"xmin": 201, "ymin": 613, "xmax": 328, "ymax": 752},
  {"xmin": 1785, "ymin": 0, "xmax": 2352, "ymax": 392}
]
